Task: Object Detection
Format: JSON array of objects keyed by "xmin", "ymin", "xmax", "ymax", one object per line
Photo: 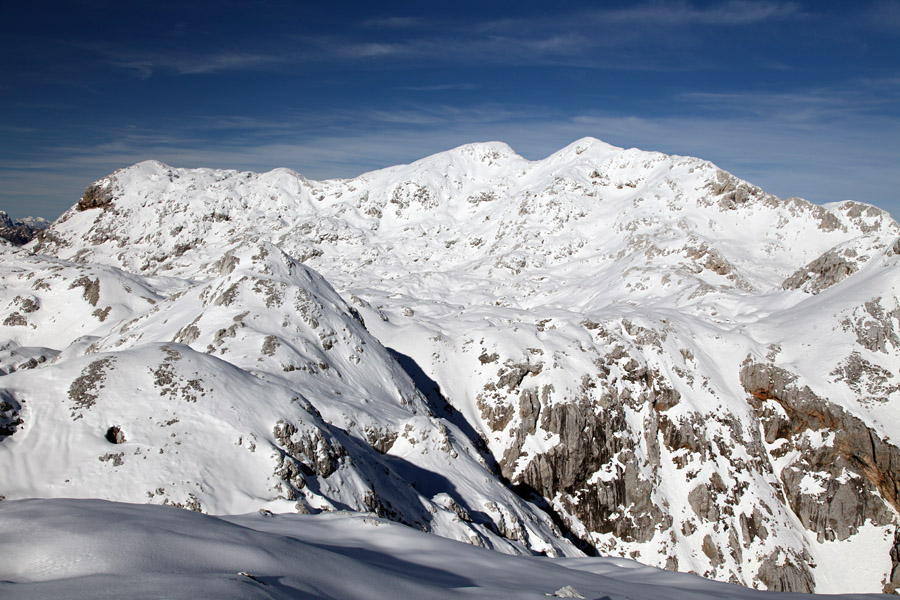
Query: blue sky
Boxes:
[{"xmin": 2, "ymin": 0, "xmax": 899, "ymax": 220}]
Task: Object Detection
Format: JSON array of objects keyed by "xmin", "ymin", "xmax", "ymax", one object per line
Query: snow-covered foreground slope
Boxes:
[
  {"xmin": 0, "ymin": 498, "xmax": 890, "ymax": 600},
  {"xmin": 4, "ymin": 138, "xmax": 900, "ymax": 594}
]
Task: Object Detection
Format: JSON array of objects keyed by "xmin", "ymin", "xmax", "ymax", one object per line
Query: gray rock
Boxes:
[
  {"xmin": 688, "ymin": 472, "xmax": 726, "ymax": 522},
  {"xmin": 702, "ymin": 534, "xmax": 723, "ymax": 568},
  {"xmin": 756, "ymin": 548, "xmax": 815, "ymax": 593},
  {"xmin": 842, "ymin": 300, "xmax": 900, "ymax": 354},
  {"xmin": 782, "ymin": 247, "xmax": 858, "ymax": 294},
  {"xmin": 272, "ymin": 419, "xmax": 347, "ymax": 499},
  {"xmin": 887, "ymin": 527, "xmax": 900, "ymax": 593},
  {"xmin": 517, "ymin": 384, "xmax": 670, "ymax": 544},
  {"xmin": 739, "ymin": 507, "xmax": 769, "ymax": 543},
  {"xmin": 891, "ymin": 237, "xmax": 900, "ymax": 256}
]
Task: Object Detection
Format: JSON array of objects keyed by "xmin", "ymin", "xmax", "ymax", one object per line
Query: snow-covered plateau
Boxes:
[{"xmin": 2, "ymin": 138, "xmax": 899, "ymax": 597}]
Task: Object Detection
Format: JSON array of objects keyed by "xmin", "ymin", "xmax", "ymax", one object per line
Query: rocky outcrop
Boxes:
[
  {"xmin": 782, "ymin": 247, "xmax": 859, "ymax": 293},
  {"xmin": 492, "ymin": 345, "xmax": 679, "ymax": 547},
  {"xmin": 887, "ymin": 528, "xmax": 900, "ymax": 594},
  {"xmin": 0, "ymin": 391, "xmax": 23, "ymax": 438},
  {"xmin": 741, "ymin": 361, "xmax": 900, "ymax": 542},
  {"xmin": 832, "ymin": 352, "xmax": 900, "ymax": 406},
  {"xmin": 519, "ymin": 394, "xmax": 670, "ymax": 543},
  {"xmin": 841, "ymin": 299, "xmax": 900, "ymax": 355},
  {"xmin": 77, "ymin": 179, "xmax": 117, "ymax": 211},
  {"xmin": 688, "ymin": 473, "xmax": 727, "ymax": 522},
  {"xmin": 756, "ymin": 548, "xmax": 816, "ymax": 593},
  {"xmin": 272, "ymin": 418, "xmax": 345, "ymax": 494},
  {"xmin": 706, "ymin": 169, "xmax": 769, "ymax": 211}
]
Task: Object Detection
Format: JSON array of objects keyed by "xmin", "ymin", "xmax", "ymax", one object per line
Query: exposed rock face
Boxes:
[
  {"xmin": 472, "ymin": 326, "xmax": 842, "ymax": 591},
  {"xmin": 756, "ymin": 548, "xmax": 816, "ymax": 593},
  {"xmin": 741, "ymin": 361, "xmax": 899, "ymax": 542},
  {"xmin": 519, "ymin": 393, "xmax": 669, "ymax": 544},
  {"xmin": 688, "ymin": 473, "xmax": 727, "ymax": 523},
  {"xmin": 273, "ymin": 418, "xmax": 345, "ymax": 491},
  {"xmin": 841, "ymin": 299, "xmax": 900, "ymax": 355},
  {"xmin": 887, "ymin": 527, "xmax": 900, "ymax": 594},
  {"xmin": 705, "ymin": 169, "xmax": 770, "ymax": 210},
  {"xmin": 473, "ymin": 330, "xmax": 681, "ymax": 550},
  {"xmin": 782, "ymin": 247, "xmax": 860, "ymax": 293},
  {"xmin": 77, "ymin": 179, "xmax": 117, "ymax": 211}
]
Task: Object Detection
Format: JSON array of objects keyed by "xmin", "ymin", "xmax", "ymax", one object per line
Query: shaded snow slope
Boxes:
[
  {"xmin": 0, "ymin": 498, "xmax": 891, "ymax": 600},
  {"xmin": 6, "ymin": 138, "xmax": 900, "ymax": 593}
]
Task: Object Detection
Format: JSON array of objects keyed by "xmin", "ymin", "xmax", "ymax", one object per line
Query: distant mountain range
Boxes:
[
  {"xmin": 2, "ymin": 138, "xmax": 899, "ymax": 594},
  {"xmin": 0, "ymin": 212, "xmax": 48, "ymax": 246}
]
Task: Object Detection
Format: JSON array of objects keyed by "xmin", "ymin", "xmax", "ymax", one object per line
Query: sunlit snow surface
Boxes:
[{"xmin": 0, "ymin": 499, "xmax": 889, "ymax": 599}]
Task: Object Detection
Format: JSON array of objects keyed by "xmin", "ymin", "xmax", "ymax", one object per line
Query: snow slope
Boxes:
[
  {"xmin": 4, "ymin": 138, "xmax": 900, "ymax": 593},
  {"xmin": 0, "ymin": 498, "xmax": 891, "ymax": 599}
]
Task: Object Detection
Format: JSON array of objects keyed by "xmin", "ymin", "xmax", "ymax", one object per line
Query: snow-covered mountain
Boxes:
[
  {"xmin": 0, "ymin": 239, "xmax": 573, "ymax": 557},
  {"xmin": 3, "ymin": 138, "xmax": 900, "ymax": 594}
]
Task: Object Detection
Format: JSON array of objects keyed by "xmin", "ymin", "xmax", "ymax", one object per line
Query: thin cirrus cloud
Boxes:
[
  {"xmin": 860, "ymin": 0, "xmax": 900, "ymax": 30},
  {"xmin": 591, "ymin": 0, "xmax": 802, "ymax": 25},
  {"xmin": 96, "ymin": 3, "xmax": 809, "ymax": 80},
  {"xmin": 403, "ymin": 83, "xmax": 479, "ymax": 92},
  {"xmin": 680, "ymin": 76, "xmax": 900, "ymax": 121},
  {"xmin": 478, "ymin": 0, "xmax": 800, "ymax": 36},
  {"xmin": 106, "ymin": 49, "xmax": 297, "ymax": 78},
  {"xmin": 102, "ymin": 41, "xmax": 411, "ymax": 78},
  {"xmin": 358, "ymin": 16, "xmax": 424, "ymax": 29}
]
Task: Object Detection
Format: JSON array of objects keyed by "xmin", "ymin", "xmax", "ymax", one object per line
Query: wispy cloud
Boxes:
[
  {"xmin": 859, "ymin": 0, "xmax": 900, "ymax": 32},
  {"xmin": 591, "ymin": 0, "xmax": 802, "ymax": 26},
  {"xmin": 479, "ymin": 1, "xmax": 802, "ymax": 36},
  {"xmin": 96, "ymin": 2, "xmax": 810, "ymax": 79},
  {"xmin": 679, "ymin": 77, "xmax": 900, "ymax": 122},
  {"xmin": 329, "ymin": 42, "xmax": 405, "ymax": 59},
  {"xmin": 106, "ymin": 49, "xmax": 293, "ymax": 78},
  {"xmin": 359, "ymin": 16, "xmax": 423, "ymax": 30},
  {"xmin": 403, "ymin": 83, "xmax": 478, "ymax": 92}
]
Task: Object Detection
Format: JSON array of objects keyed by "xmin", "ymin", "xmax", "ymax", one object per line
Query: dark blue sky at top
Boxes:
[{"xmin": 2, "ymin": 0, "xmax": 899, "ymax": 220}]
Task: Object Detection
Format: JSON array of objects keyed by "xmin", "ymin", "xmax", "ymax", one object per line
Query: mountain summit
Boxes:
[{"xmin": 3, "ymin": 139, "xmax": 900, "ymax": 594}]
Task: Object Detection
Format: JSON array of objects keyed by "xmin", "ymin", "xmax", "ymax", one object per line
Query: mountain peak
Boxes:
[
  {"xmin": 549, "ymin": 136, "xmax": 624, "ymax": 158},
  {"xmin": 404, "ymin": 141, "xmax": 527, "ymax": 172}
]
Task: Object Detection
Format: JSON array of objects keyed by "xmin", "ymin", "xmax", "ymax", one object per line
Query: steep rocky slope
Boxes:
[{"xmin": 7, "ymin": 138, "xmax": 900, "ymax": 593}]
